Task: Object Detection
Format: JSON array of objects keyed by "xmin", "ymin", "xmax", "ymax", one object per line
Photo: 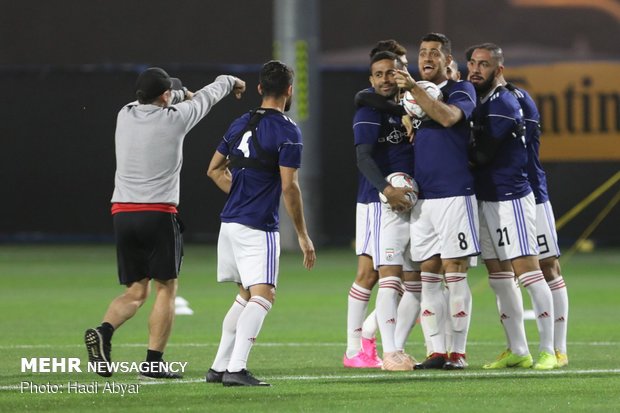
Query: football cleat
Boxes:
[
  {"xmin": 84, "ymin": 328, "xmax": 112, "ymax": 377},
  {"xmin": 533, "ymin": 351, "xmax": 559, "ymax": 370},
  {"xmin": 443, "ymin": 352, "xmax": 468, "ymax": 370},
  {"xmin": 138, "ymin": 361, "xmax": 183, "ymax": 379},
  {"xmin": 222, "ymin": 369, "xmax": 270, "ymax": 387},
  {"xmin": 555, "ymin": 350, "xmax": 569, "ymax": 368},
  {"xmin": 343, "ymin": 351, "xmax": 382, "ymax": 368},
  {"xmin": 381, "ymin": 351, "xmax": 414, "ymax": 371},
  {"xmin": 482, "ymin": 350, "xmax": 533, "ymax": 369},
  {"xmin": 206, "ymin": 368, "xmax": 224, "ymax": 383},
  {"xmin": 414, "ymin": 352, "xmax": 447, "ymax": 370},
  {"xmin": 361, "ymin": 337, "xmax": 383, "ymax": 365}
]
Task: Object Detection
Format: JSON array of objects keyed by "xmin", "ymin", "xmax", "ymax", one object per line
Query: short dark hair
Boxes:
[
  {"xmin": 369, "ymin": 50, "xmax": 399, "ymax": 71},
  {"xmin": 369, "ymin": 39, "xmax": 407, "ymax": 58},
  {"xmin": 420, "ymin": 32, "xmax": 452, "ymax": 56},
  {"xmin": 259, "ymin": 60, "xmax": 294, "ymax": 97},
  {"xmin": 465, "ymin": 42, "xmax": 505, "ymax": 65}
]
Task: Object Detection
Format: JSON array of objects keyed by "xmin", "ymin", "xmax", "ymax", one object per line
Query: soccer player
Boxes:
[
  {"xmin": 466, "ymin": 43, "xmax": 558, "ymax": 370},
  {"xmin": 354, "ymin": 40, "xmax": 410, "ymax": 132},
  {"xmin": 346, "ymin": 51, "xmax": 416, "ymax": 371},
  {"xmin": 395, "ymin": 33, "xmax": 479, "ymax": 370},
  {"xmin": 447, "ymin": 59, "xmax": 462, "ymax": 81},
  {"xmin": 84, "ymin": 67, "xmax": 246, "ymax": 379},
  {"xmin": 498, "ymin": 74, "xmax": 569, "ymax": 367},
  {"xmin": 370, "ymin": 39, "xmax": 409, "ymax": 66},
  {"xmin": 346, "ymin": 39, "xmax": 423, "ymax": 368},
  {"xmin": 205, "ymin": 60, "xmax": 316, "ymax": 386}
]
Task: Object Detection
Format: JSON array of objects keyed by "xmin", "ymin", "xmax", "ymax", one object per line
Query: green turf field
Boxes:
[{"xmin": 0, "ymin": 244, "xmax": 619, "ymax": 412}]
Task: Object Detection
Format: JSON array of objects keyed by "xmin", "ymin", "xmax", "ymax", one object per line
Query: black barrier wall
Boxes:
[{"xmin": 1, "ymin": 68, "xmax": 619, "ymax": 246}]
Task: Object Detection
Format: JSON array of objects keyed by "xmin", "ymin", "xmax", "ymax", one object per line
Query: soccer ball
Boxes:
[
  {"xmin": 401, "ymin": 81, "xmax": 443, "ymax": 119},
  {"xmin": 378, "ymin": 172, "xmax": 419, "ymax": 207}
]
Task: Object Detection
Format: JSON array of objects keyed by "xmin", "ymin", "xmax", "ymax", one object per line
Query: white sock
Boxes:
[
  {"xmin": 346, "ymin": 283, "xmax": 371, "ymax": 357},
  {"xmin": 488, "ymin": 272, "xmax": 529, "ymax": 356},
  {"xmin": 211, "ymin": 295, "xmax": 247, "ymax": 372},
  {"xmin": 442, "ymin": 286, "xmax": 452, "ymax": 354},
  {"xmin": 445, "ymin": 272, "xmax": 472, "ymax": 354},
  {"xmin": 420, "ymin": 272, "xmax": 446, "ymax": 354},
  {"xmin": 423, "ymin": 286, "xmax": 447, "ymax": 356},
  {"xmin": 548, "ymin": 276, "xmax": 569, "ymax": 353},
  {"xmin": 394, "ymin": 281, "xmax": 421, "ymax": 351},
  {"xmin": 362, "ymin": 309, "xmax": 378, "ymax": 340},
  {"xmin": 227, "ymin": 296, "xmax": 272, "ymax": 372},
  {"xmin": 518, "ymin": 270, "xmax": 554, "ymax": 354},
  {"xmin": 376, "ymin": 276, "xmax": 401, "ymax": 353}
]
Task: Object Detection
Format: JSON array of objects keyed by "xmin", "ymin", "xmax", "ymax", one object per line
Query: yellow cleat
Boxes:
[
  {"xmin": 555, "ymin": 350, "xmax": 569, "ymax": 368},
  {"xmin": 483, "ymin": 349, "xmax": 533, "ymax": 369},
  {"xmin": 533, "ymin": 351, "xmax": 559, "ymax": 370}
]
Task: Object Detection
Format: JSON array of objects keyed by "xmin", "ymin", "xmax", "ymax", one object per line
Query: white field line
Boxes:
[
  {"xmin": 2, "ymin": 369, "xmax": 620, "ymax": 391},
  {"xmin": 1, "ymin": 341, "xmax": 619, "ymax": 350}
]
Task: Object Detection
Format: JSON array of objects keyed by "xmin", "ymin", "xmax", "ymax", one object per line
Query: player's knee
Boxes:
[
  {"xmin": 540, "ymin": 257, "xmax": 561, "ymax": 281},
  {"xmin": 124, "ymin": 288, "xmax": 149, "ymax": 307},
  {"xmin": 250, "ymin": 284, "xmax": 276, "ymax": 304},
  {"xmin": 264, "ymin": 286, "xmax": 276, "ymax": 304},
  {"xmin": 443, "ymin": 258, "xmax": 468, "ymax": 273},
  {"xmin": 355, "ymin": 270, "xmax": 378, "ymax": 287},
  {"xmin": 154, "ymin": 279, "xmax": 177, "ymax": 295}
]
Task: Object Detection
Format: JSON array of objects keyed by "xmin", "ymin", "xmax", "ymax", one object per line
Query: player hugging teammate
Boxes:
[{"xmin": 345, "ymin": 35, "xmax": 569, "ymax": 371}]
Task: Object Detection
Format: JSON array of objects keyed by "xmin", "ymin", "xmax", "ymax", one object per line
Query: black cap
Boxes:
[{"xmin": 135, "ymin": 67, "xmax": 183, "ymax": 102}]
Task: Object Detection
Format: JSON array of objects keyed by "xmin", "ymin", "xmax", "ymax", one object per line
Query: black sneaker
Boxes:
[
  {"xmin": 443, "ymin": 353, "xmax": 468, "ymax": 370},
  {"xmin": 206, "ymin": 368, "xmax": 224, "ymax": 383},
  {"xmin": 138, "ymin": 361, "xmax": 183, "ymax": 380},
  {"xmin": 222, "ymin": 369, "xmax": 270, "ymax": 387},
  {"xmin": 84, "ymin": 328, "xmax": 112, "ymax": 377},
  {"xmin": 414, "ymin": 352, "xmax": 447, "ymax": 370}
]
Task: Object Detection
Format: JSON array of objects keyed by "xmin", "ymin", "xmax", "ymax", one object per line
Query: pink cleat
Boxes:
[
  {"xmin": 343, "ymin": 351, "xmax": 382, "ymax": 368},
  {"xmin": 361, "ymin": 337, "xmax": 383, "ymax": 365}
]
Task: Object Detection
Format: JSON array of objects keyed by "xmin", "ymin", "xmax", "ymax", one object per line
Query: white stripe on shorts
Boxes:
[
  {"xmin": 266, "ymin": 231, "xmax": 277, "ymax": 285},
  {"xmin": 511, "ymin": 198, "xmax": 530, "ymax": 256},
  {"xmin": 465, "ymin": 195, "xmax": 480, "ymax": 251}
]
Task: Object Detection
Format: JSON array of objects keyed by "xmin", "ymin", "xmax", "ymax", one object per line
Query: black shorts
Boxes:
[{"xmin": 113, "ymin": 211, "xmax": 184, "ymax": 285}]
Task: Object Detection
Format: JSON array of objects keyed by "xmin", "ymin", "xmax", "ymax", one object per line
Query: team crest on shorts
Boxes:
[{"xmin": 385, "ymin": 248, "xmax": 395, "ymax": 261}]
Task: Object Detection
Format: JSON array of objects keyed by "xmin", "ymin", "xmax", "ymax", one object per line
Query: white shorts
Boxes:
[
  {"xmin": 355, "ymin": 202, "xmax": 380, "ymax": 260},
  {"xmin": 536, "ymin": 200, "xmax": 561, "ymax": 260},
  {"xmin": 217, "ymin": 222, "xmax": 280, "ymax": 289},
  {"xmin": 479, "ymin": 192, "xmax": 539, "ymax": 261},
  {"xmin": 409, "ymin": 195, "xmax": 480, "ymax": 262},
  {"xmin": 376, "ymin": 202, "xmax": 411, "ymax": 268}
]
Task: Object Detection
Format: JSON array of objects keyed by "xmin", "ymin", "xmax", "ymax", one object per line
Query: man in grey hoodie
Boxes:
[{"xmin": 85, "ymin": 67, "xmax": 245, "ymax": 379}]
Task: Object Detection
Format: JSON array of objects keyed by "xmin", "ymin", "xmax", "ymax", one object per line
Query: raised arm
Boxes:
[
  {"xmin": 395, "ymin": 69, "xmax": 463, "ymax": 127},
  {"xmin": 177, "ymin": 76, "xmax": 246, "ymax": 131}
]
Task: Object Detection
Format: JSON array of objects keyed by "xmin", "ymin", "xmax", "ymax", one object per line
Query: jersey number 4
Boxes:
[{"xmin": 237, "ymin": 131, "xmax": 252, "ymax": 158}]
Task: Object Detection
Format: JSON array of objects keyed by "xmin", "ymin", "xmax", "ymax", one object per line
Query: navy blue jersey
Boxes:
[
  {"xmin": 509, "ymin": 85, "xmax": 549, "ymax": 204},
  {"xmin": 414, "ymin": 80, "xmax": 476, "ymax": 199},
  {"xmin": 353, "ymin": 102, "xmax": 414, "ymax": 204},
  {"xmin": 472, "ymin": 86, "xmax": 531, "ymax": 201},
  {"xmin": 216, "ymin": 109, "xmax": 303, "ymax": 231}
]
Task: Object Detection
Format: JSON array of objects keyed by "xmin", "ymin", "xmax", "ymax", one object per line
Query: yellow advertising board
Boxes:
[{"xmin": 505, "ymin": 62, "xmax": 620, "ymax": 161}]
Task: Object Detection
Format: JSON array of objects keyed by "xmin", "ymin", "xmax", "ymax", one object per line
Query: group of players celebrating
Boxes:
[
  {"xmin": 345, "ymin": 34, "xmax": 569, "ymax": 372},
  {"xmin": 84, "ymin": 32, "xmax": 570, "ymax": 388}
]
